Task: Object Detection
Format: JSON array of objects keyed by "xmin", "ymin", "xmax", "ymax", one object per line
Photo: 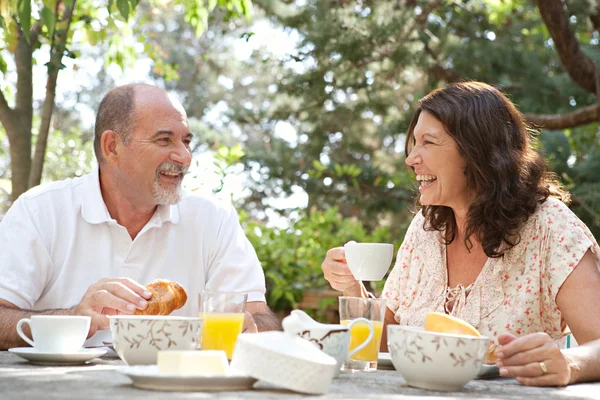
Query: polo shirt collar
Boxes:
[{"xmin": 81, "ymin": 165, "xmax": 180, "ymax": 226}]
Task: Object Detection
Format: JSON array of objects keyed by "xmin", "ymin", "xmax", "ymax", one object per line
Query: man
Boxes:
[{"xmin": 0, "ymin": 83, "xmax": 281, "ymax": 350}]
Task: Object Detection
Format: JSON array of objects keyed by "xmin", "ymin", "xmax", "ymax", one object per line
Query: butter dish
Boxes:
[{"xmin": 230, "ymin": 331, "xmax": 338, "ymax": 395}]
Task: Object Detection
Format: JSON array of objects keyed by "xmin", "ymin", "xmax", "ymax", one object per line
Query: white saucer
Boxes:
[
  {"xmin": 377, "ymin": 352, "xmax": 500, "ymax": 378},
  {"xmin": 8, "ymin": 347, "xmax": 107, "ymax": 366},
  {"xmin": 378, "ymin": 352, "xmax": 394, "ymax": 369},
  {"xmin": 477, "ymin": 363, "xmax": 500, "ymax": 379},
  {"xmin": 118, "ymin": 366, "xmax": 257, "ymax": 392}
]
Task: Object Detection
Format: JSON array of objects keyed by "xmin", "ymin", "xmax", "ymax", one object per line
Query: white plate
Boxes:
[
  {"xmin": 8, "ymin": 347, "xmax": 107, "ymax": 366},
  {"xmin": 477, "ymin": 363, "xmax": 500, "ymax": 379},
  {"xmin": 118, "ymin": 365, "xmax": 258, "ymax": 392},
  {"xmin": 377, "ymin": 353, "xmax": 499, "ymax": 378},
  {"xmin": 378, "ymin": 352, "xmax": 394, "ymax": 370}
]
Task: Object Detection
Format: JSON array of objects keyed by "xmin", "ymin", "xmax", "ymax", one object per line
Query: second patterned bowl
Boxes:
[
  {"xmin": 387, "ymin": 325, "xmax": 490, "ymax": 392},
  {"xmin": 109, "ymin": 315, "xmax": 202, "ymax": 365}
]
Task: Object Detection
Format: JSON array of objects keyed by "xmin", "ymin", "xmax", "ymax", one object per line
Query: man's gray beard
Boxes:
[{"xmin": 153, "ymin": 180, "xmax": 183, "ymax": 205}]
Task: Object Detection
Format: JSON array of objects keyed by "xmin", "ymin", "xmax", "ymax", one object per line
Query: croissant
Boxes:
[{"xmin": 134, "ymin": 279, "xmax": 188, "ymax": 316}]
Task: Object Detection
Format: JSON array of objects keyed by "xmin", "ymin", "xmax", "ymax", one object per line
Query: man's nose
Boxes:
[{"xmin": 170, "ymin": 141, "xmax": 192, "ymax": 166}]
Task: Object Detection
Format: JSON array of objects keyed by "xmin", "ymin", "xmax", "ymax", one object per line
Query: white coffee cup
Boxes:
[
  {"xmin": 16, "ymin": 315, "xmax": 91, "ymax": 353},
  {"xmin": 344, "ymin": 242, "xmax": 394, "ymax": 281}
]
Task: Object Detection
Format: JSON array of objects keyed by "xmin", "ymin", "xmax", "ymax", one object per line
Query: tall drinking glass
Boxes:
[
  {"xmin": 339, "ymin": 296, "xmax": 387, "ymax": 372},
  {"xmin": 198, "ymin": 291, "xmax": 247, "ymax": 359}
]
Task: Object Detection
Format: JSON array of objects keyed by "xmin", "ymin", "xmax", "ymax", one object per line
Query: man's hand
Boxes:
[
  {"xmin": 242, "ymin": 311, "xmax": 258, "ymax": 333},
  {"xmin": 72, "ymin": 277, "xmax": 152, "ymax": 337},
  {"xmin": 245, "ymin": 301, "xmax": 281, "ymax": 332}
]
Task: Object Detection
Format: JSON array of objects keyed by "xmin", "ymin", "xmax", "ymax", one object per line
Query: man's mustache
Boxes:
[{"xmin": 156, "ymin": 163, "xmax": 188, "ymax": 177}]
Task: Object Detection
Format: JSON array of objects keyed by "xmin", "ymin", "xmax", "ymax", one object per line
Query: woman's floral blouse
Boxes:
[{"xmin": 382, "ymin": 197, "xmax": 600, "ymax": 346}]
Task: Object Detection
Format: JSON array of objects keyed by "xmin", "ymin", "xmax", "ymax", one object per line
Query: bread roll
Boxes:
[{"xmin": 134, "ymin": 279, "xmax": 188, "ymax": 316}]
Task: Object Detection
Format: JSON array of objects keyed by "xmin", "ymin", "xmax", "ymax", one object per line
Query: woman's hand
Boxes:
[
  {"xmin": 321, "ymin": 246, "xmax": 363, "ymax": 297},
  {"xmin": 496, "ymin": 332, "xmax": 575, "ymax": 387}
]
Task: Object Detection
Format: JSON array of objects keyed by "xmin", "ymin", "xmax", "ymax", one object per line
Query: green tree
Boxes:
[
  {"xmin": 0, "ymin": 0, "xmax": 251, "ymax": 203},
  {"xmin": 216, "ymin": 0, "xmax": 600, "ymax": 233}
]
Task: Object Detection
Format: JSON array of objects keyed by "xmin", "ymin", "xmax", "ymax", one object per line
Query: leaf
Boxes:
[
  {"xmin": 42, "ymin": 0, "xmax": 57, "ymax": 8},
  {"xmin": 40, "ymin": 6, "xmax": 55, "ymax": 35},
  {"xmin": 17, "ymin": 0, "xmax": 31, "ymax": 42},
  {"xmin": 0, "ymin": 54, "xmax": 7, "ymax": 75},
  {"xmin": 240, "ymin": 0, "xmax": 252, "ymax": 19},
  {"xmin": 116, "ymin": 0, "xmax": 130, "ymax": 21}
]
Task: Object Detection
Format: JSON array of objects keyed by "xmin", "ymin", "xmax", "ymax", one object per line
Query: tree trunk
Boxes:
[
  {"xmin": 10, "ymin": 29, "xmax": 34, "ymax": 201},
  {"xmin": 8, "ymin": 118, "xmax": 32, "ymax": 202}
]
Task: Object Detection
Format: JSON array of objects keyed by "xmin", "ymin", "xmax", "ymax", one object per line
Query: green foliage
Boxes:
[
  {"xmin": 41, "ymin": 127, "xmax": 94, "ymax": 182},
  {"xmin": 240, "ymin": 206, "xmax": 404, "ymax": 314}
]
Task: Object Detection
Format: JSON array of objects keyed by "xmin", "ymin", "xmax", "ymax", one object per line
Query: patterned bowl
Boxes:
[
  {"xmin": 387, "ymin": 325, "xmax": 490, "ymax": 392},
  {"xmin": 109, "ymin": 316, "xmax": 202, "ymax": 365}
]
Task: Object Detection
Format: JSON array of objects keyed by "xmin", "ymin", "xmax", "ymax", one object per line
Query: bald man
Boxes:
[{"xmin": 0, "ymin": 84, "xmax": 280, "ymax": 349}]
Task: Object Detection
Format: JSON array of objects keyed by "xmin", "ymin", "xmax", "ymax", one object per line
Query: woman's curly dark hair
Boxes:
[{"xmin": 405, "ymin": 82, "xmax": 569, "ymax": 258}]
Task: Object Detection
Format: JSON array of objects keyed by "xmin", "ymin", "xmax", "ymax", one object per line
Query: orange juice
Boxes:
[
  {"xmin": 200, "ymin": 312, "xmax": 245, "ymax": 359},
  {"xmin": 341, "ymin": 319, "xmax": 384, "ymax": 361}
]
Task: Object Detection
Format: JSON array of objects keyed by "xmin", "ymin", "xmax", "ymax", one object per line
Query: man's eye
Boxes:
[
  {"xmin": 184, "ymin": 140, "xmax": 192, "ymax": 146},
  {"xmin": 158, "ymin": 138, "xmax": 170, "ymax": 144}
]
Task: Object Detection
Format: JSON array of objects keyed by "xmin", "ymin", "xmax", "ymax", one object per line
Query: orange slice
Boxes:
[{"xmin": 424, "ymin": 312, "xmax": 480, "ymax": 337}]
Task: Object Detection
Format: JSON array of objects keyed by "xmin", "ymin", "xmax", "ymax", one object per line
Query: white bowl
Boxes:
[
  {"xmin": 387, "ymin": 325, "xmax": 489, "ymax": 391},
  {"xmin": 109, "ymin": 315, "xmax": 202, "ymax": 365},
  {"xmin": 344, "ymin": 243, "xmax": 394, "ymax": 281},
  {"xmin": 230, "ymin": 331, "xmax": 338, "ymax": 395}
]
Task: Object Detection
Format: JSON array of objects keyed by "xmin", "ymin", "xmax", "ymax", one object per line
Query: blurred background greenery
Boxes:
[{"xmin": 1, "ymin": 0, "xmax": 599, "ymax": 317}]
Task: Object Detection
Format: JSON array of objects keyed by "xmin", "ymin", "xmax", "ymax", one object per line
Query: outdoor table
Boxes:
[{"xmin": 1, "ymin": 350, "xmax": 599, "ymax": 399}]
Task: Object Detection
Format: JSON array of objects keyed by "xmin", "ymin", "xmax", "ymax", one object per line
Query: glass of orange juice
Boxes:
[
  {"xmin": 198, "ymin": 291, "xmax": 247, "ymax": 359},
  {"xmin": 339, "ymin": 296, "xmax": 386, "ymax": 372}
]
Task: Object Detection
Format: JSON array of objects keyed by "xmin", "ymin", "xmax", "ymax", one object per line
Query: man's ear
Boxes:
[{"xmin": 100, "ymin": 130, "xmax": 122, "ymax": 165}]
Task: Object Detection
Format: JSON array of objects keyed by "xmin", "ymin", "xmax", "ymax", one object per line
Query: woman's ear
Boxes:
[{"xmin": 100, "ymin": 130, "xmax": 121, "ymax": 165}]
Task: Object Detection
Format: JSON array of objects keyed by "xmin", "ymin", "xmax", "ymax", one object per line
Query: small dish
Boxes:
[
  {"xmin": 378, "ymin": 352, "xmax": 394, "ymax": 370},
  {"xmin": 477, "ymin": 363, "xmax": 500, "ymax": 379},
  {"xmin": 379, "ymin": 351, "xmax": 499, "ymax": 378},
  {"xmin": 8, "ymin": 347, "xmax": 107, "ymax": 366},
  {"xmin": 118, "ymin": 365, "xmax": 257, "ymax": 392}
]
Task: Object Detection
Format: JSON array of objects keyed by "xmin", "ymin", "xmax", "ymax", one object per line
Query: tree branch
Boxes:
[
  {"xmin": 536, "ymin": 0, "xmax": 599, "ymax": 94},
  {"xmin": 590, "ymin": 0, "xmax": 600, "ymax": 31},
  {"xmin": 30, "ymin": 21, "xmax": 43, "ymax": 46},
  {"xmin": 14, "ymin": 29, "xmax": 33, "ymax": 117},
  {"xmin": 30, "ymin": 0, "xmax": 76, "ymax": 187},
  {"xmin": 523, "ymin": 103, "xmax": 599, "ymax": 130},
  {"xmin": 0, "ymin": 89, "xmax": 15, "ymax": 138}
]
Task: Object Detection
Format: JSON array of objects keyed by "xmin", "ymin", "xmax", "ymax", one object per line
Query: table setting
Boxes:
[{"xmin": 2, "ymin": 244, "xmax": 600, "ymax": 399}]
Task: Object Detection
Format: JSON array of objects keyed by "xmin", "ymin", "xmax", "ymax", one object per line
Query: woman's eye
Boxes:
[{"xmin": 423, "ymin": 140, "xmax": 433, "ymax": 145}]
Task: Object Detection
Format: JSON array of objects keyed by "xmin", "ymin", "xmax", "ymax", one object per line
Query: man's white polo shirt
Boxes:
[{"xmin": 0, "ymin": 167, "xmax": 267, "ymax": 318}]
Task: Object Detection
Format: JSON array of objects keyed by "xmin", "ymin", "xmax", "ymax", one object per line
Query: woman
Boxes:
[{"xmin": 322, "ymin": 82, "xmax": 600, "ymax": 387}]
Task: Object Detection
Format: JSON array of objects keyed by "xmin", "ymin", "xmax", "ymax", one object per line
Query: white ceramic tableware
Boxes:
[
  {"xmin": 377, "ymin": 351, "xmax": 499, "ymax": 378},
  {"xmin": 119, "ymin": 365, "xmax": 257, "ymax": 392},
  {"xmin": 282, "ymin": 310, "xmax": 374, "ymax": 377},
  {"xmin": 8, "ymin": 347, "xmax": 106, "ymax": 366},
  {"xmin": 110, "ymin": 315, "xmax": 202, "ymax": 365},
  {"xmin": 343, "ymin": 242, "xmax": 394, "ymax": 281},
  {"xmin": 16, "ymin": 315, "xmax": 91, "ymax": 354},
  {"xmin": 230, "ymin": 331, "xmax": 338, "ymax": 395},
  {"xmin": 387, "ymin": 325, "xmax": 490, "ymax": 391}
]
